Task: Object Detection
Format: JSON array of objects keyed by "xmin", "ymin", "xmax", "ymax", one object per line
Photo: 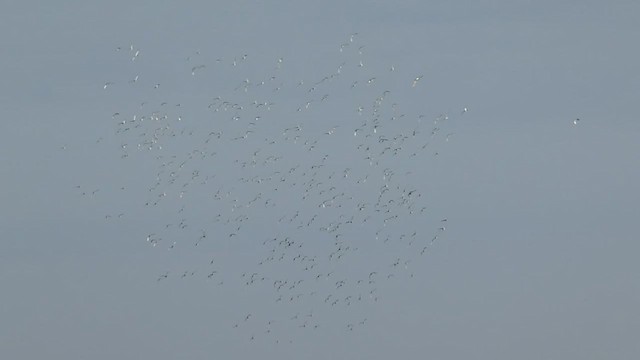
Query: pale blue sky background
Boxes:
[{"xmin": 1, "ymin": 1, "xmax": 639, "ymax": 359}]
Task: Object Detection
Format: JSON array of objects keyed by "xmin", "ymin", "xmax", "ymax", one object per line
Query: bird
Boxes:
[
  {"xmin": 412, "ymin": 75, "xmax": 423, "ymax": 87},
  {"xmin": 191, "ymin": 65, "xmax": 206, "ymax": 75}
]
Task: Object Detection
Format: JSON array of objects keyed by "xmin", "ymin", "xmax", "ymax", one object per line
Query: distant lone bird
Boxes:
[
  {"xmin": 191, "ymin": 65, "xmax": 206, "ymax": 75},
  {"xmin": 412, "ymin": 75, "xmax": 423, "ymax": 87}
]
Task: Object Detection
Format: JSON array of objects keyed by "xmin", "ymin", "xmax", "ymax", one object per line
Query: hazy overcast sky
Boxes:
[{"xmin": 2, "ymin": 1, "xmax": 639, "ymax": 359}]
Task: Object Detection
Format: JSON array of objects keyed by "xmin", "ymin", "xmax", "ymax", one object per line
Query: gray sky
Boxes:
[{"xmin": 2, "ymin": 1, "xmax": 639, "ymax": 359}]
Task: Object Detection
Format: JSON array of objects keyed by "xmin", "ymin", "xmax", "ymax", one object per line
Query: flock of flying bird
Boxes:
[{"xmin": 78, "ymin": 34, "xmax": 471, "ymax": 344}]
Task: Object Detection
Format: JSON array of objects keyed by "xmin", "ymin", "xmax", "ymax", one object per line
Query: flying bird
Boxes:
[
  {"xmin": 412, "ymin": 75, "xmax": 423, "ymax": 87},
  {"xmin": 191, "ymin": 65, "xmax": 206, "ymax": 75}
]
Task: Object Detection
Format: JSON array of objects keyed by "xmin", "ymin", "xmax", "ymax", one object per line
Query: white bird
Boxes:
[
  {"xmin": 412, "ymin": 75, "xmax": 423, "ymax": 87},
  {"xmin": 324, "ymin": 126, "xmax": 338, "ymax": 135},
  {"xmin": 573, "ymin": 118, "xmax": 580, "ymax": 125}
]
